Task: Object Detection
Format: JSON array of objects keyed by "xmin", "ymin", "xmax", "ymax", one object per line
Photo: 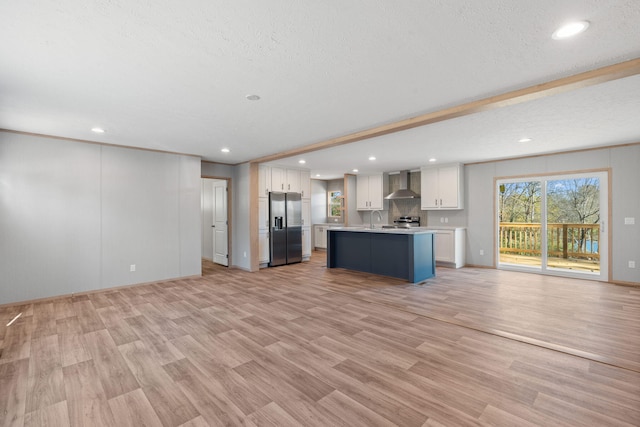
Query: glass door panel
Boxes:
[
  {"xmin": 546, "ymin": 177, "xmax": 601, "ymax": 274},
  {"xmin": 498, "ymin": 181, "xmax": 542, "ymax": 268}
]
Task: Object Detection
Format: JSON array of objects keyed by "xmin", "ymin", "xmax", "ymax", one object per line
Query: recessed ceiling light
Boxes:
[
  {"xmin": 91, "ymin": 127, "xmax": 105, "ymax": 133},
  {"xmin": 429, "ymin": 158, "xmax": 437, "ymax": 162},
  {"xmin": 298, "ymin": 159, "xmax": 306, "ymax": 164},
  {"xmin": 368, "ymin": 156, "xmax": 376, "ymax": 161},
  {"xmin": 352, "ymin": 169, "xmax": 359, "ymax": 173},
  {"xmin": 221, "ymin": 148, "xmax": 230, "ymax": 153},
  {"xmin": 315, "ymin": 174, "xmax": 321, "ymax": 177},
  {"xmin": 246, "ymin": 94, "xmax": 261, "ymax": 101},
  {"xmin": 552, "ymin": 21, "xmax": 589, "ymax": 40},
  {"xmin": 518, "ymin": 138, "xmax": 533, "ymax": 143}
]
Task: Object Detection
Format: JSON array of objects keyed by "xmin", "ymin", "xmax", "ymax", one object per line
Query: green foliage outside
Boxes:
[
  {"xmin": 329, "ymin": 191, "xmax": 342, "ymax": 218},
  {"xmin": 499, "ymin": 178, "xmax": 600, "ymax": 260}
]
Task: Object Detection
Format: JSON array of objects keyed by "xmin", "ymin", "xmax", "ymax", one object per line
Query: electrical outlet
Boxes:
[
  {"xmin": 480, "ymin": 249, "xmax": 484, "ymax": 256},
  {"xmin": 444, "ymin": 217, "xmax": 449, "ymax": 223},
  {"xmin": 130, "ymin": 264, "xmax": 136, "ymax": 272},
  {"xmin": 243, "ymin": 251, "xmax": 247, "ymax": 258},
  {"xmin": 629, "ymin": 261, "xmax": 636, "ymax": 269},
  {"xmin": 625, "ymin": 217, "xmax": 635, "ymax": 225},
  {"xmin": 440, "ymin": 217, "xmax": 444, "ymax": 223}
]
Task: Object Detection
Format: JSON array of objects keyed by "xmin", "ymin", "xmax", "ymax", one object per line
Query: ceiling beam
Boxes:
[{"xmin": 250, "ymin": 57, "xmax": 640, "ymax": 164}]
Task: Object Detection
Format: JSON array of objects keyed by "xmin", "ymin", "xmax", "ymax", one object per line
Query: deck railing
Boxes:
[{"xmin": 499, "ymin": 223, "xmax": 600, "ymax": 260}]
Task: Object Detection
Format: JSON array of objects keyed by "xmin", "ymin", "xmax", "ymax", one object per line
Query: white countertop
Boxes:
[
  {"xmin": 328, "ymin": 227, "xmax": 436, "ymax": 235},
  {"xmin": 422, "ymin": 226, "xmax": 466, "ymax": 230}
]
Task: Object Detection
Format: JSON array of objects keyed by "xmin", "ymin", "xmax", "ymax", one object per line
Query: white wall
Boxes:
[
  {"xmin": 464, "ymin": 145, "xmax": 640, "ymax": 283},
  {"xmin": 0, "ymin": 131, "xmax": 201, "ymax": 305}
]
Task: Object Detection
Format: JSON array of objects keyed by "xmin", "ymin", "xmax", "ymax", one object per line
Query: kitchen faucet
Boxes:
[{"xmin": 370, "ymin": 210, "xmax": 382, "ymax": 229}]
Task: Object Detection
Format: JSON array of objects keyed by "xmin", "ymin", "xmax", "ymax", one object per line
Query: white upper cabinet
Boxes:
[
  {"xmin": 356, "ymin": 174, "xmax": 384, "ymax": 210},
  {"xmin": 263, "ymin": 165, "xmax": 308, "ymax": 194},
  {"xmin": 271, "ymin": 166, "xmax": 286, "ymax": 192},
  {"xmin": 420, "ymin": 163, "xmax": 464, "ymax": 210},
  {"xmin": 300, "ymin": 170, "xmax": 311, "ymax": 199},
  {"xmin": 286, "ymin": 169, "xmax": 301, "ymax": 193},
  {"xmin": 258, "ymin": 165, "xmax": 271, "ymax": 197}
]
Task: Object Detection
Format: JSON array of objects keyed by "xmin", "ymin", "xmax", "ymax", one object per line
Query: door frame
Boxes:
[
  {"xmin": 494, "ymin": 168, "xmax": 611, "ymax": 282},
  {"xmin": 202, "ymin": 175, "xmax": 232, "ymax": 267}
]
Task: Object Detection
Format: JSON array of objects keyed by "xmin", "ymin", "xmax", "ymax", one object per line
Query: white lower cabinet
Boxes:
[
  {"xmin": 302, "ymin": 226, "xmax": 311, "ymax": 258},
  {"xmin": 434, "ymin": 228, "xmax": 465, "ymax": 268},
  {"xmin": 259, "ymin": 230, "xmax": 270, "ymax": 265},
  {"xmin": 314, "ymin": 225, "xmax": 336, "ymax": 249}
]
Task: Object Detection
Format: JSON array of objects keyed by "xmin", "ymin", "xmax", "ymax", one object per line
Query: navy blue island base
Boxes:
[{"xmin": 327, "ymin": 228, "xmax": 436, "ymax": 283}]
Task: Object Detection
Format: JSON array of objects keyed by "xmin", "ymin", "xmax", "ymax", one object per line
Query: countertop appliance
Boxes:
[
  {"xmin": 382, "ymin": 216, "xmax": 421, "ymax": 229},
  {"xmin": 269, "ymin": 192, "xmax": 302, "ymax": 266}
]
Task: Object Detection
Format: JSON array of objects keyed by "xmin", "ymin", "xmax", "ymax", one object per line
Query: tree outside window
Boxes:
[{"xmin": 328, "ymin": 191, "xmax": 342, "ymax": 219}]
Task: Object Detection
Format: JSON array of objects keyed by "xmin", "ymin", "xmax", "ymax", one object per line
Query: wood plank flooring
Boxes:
[{"xmin": 1, "ymin": 252, "xmax": 639, "ymax": 426}]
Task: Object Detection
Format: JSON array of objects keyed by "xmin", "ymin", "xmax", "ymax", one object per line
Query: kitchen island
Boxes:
[{"xmin": 327, "ymin": 227, "xmax": 436, "ymax": 283}]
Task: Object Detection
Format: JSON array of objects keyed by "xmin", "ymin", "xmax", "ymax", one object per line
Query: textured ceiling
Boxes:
[{"xmin": 1, "ymin": 1, "xmax": 640, "ymax": 178}]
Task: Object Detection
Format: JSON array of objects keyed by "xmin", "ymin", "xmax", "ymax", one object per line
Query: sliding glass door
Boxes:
[{"xmin": 497, "ymin": 172, "xmax": 608, "ymax": 280}]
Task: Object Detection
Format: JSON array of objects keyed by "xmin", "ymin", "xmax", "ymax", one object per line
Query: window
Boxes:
[{"xmin": 328, "ymin": 190, "xmax": 342, "ymax": 219}]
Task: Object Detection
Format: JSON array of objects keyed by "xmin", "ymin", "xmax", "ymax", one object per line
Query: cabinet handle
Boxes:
[
  {"xmin": 435, "ymin": 198, "xmax": 438, "ymax": 206},
  {"xmin": 265, "ymin": 188, "xmax": 268, "ymax": 195},
  {"xmin": 440, "ymin": 199, "xmax": 443, "ymax": 206},
  {"xmin": 288, "ymin": 184, "xmax": 290, "ymax": 190}
]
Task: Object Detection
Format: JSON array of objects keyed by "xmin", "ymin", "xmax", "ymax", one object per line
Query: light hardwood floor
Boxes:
[{"xmin": 1, "ymin": 252, "xmax": 639, "ymax": 426}]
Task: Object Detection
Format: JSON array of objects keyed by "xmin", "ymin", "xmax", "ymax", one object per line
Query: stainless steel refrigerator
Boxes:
[{"xmin": 269, "ymin": 192, "xmax": 302, "ymax": 266}]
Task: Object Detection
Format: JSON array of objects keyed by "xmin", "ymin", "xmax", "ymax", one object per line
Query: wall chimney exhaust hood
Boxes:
[{"xmin": 385, "ymin": 171, "xmax": 420, "ymax": 199}]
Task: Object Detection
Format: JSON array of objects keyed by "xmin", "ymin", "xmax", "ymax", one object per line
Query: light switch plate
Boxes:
[{"xmin": 624, "ymin": 217, "xmax": 635, "ymax": 225}]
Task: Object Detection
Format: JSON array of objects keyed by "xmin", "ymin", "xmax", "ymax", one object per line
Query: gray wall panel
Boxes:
[
  {"xmin": 0, "ymin": 133, "xmax": 101, "ymax": 303},
  {"xmin": 0, "ymin": 131, "xmax": 202, "ymax": 305},
  {"xmin": 464, "ymin": 162, "xmax": 496, "ymax": 267},
  {"xmin": 201, "ymin": 161, "xmax": 233, "ymax": 178},
  {"xmin": 610, "ymin": 145, "xmax": 640, "ymax": 283},
  {"xmin": 232, "ymin": 163, "xmax": 251, "ymax": 270},
  {"xmin": 100, "ymin": 146, "xmax": 181, "ymax": 287},
  {"xmin": 180, "ymin": 156, "xmax": 202, "ymax": 277},
  {"xmin": 201, "ymin": 179, "xmax": 214, "ymax": 260}
]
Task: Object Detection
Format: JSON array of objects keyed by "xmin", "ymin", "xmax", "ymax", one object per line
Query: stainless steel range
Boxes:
[{"xmin": 382, "ymin": 216, "xmax": 421, "ymax": 229}]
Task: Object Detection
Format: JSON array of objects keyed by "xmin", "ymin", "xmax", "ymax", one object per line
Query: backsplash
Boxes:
[{"xmin": 388, "ymin": 171, "xmax": 428, "ymax": 225}]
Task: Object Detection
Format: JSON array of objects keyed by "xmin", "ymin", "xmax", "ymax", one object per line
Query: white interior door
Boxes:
[{"xmin": 213, "ymin": 180, "xmax": 228, "ymax": 266}]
